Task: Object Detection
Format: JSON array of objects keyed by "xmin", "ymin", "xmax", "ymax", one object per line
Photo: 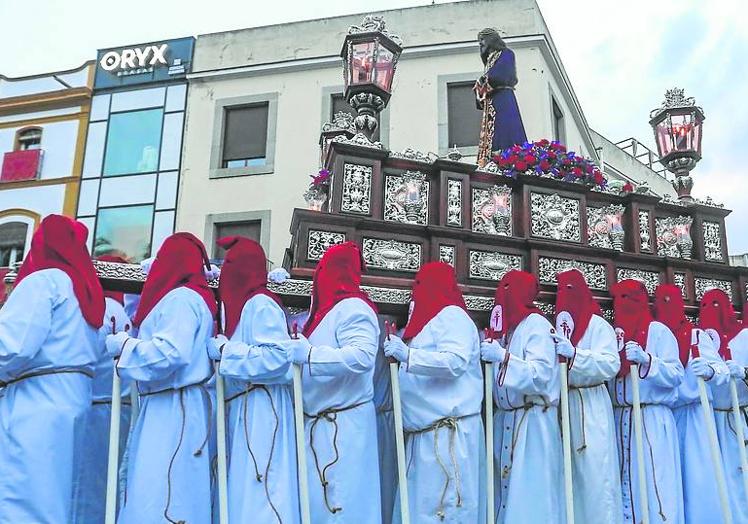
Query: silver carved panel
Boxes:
[
  {"xmin": 673, "ymin": 272, "xmax": 687, "ymax": 298},
  {"xmin": 439, "ymin": 245, "xmax": 455, "ymax": 267},
  {"xmin": 446, "ymin": 179, "xmax": 462, "ymax": 227},
  {"xmin": 362, "ymin": 238, "xmax": 421, "ymax": 272},
  {"xmin": 695, "ymin": 277, "xmax": 733, "ymax": 301},
  {"xmin": 639, "ymin": 210, "xmax": 652, "ymax": 252},
  {"xmin": 472, "ymin": 185, "xmax": 512, "ymax": 236},
  {"xmin": 536, "ymin": 302, "xmax": 554, "ymax": 317},
  {"xmin": 307, "ymin": 230, "xmax": 345, "ymax": 261},
  {"xmin": 587, "ymin": 204, "xmax": 625, "ymax": 251},
  {"xmin": 530, "ymin": 192, "xmax": 581, "ymax": 242},
  {"xmin": 464, "ymin": 295, "xmax": 494, "ymax": 311},
  {"xmin": 537, "ymin": 257, "xmax": 607, "ymax": 290},
  {"xmin": 341, "ymin": 163, "xmax": 372, "ymax": 215},
  {"xmin": 656, "ymin": 215, "xmax": 693, "ymax": 259},
  {"xmin": 468, "ymin": 250, "xmax": 522, "ymax": 281},
  {"xmin": 616, "ymin": 268, "xmax": 660, "ymax": 295},
  {"xmin": 703, "ymin": 221, "xmax": 724, "ymax": 262},
  {"xmin": 384, "ymin": 171, "xmax": 429, "ymax": 225},
  {"xmin": 268, "ymin": 279, "xmax": 312, "ymax": 296}
]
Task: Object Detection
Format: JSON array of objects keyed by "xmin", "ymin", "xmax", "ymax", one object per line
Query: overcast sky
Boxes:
[{"xmin": 2, "ymin": 0, "xmax": 746, "ymax": 252}]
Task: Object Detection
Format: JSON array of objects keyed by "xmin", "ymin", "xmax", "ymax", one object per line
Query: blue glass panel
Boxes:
[
  {"xmin": 94, "ymin": 205, "xmax": 154, "ymax": 262},
  {"xmin": 103, "ymin": 108, "xmax": 163, "ymax": 176}
]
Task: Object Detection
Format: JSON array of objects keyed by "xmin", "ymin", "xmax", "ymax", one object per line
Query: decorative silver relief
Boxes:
[
  {"xmin": 332, "ymin": 133, "xmax": 384, "ymax": 149},
  {"xmin": 530, "ymin": 192, "xmax": 581, "ymax": 242},
  {"xmin": 341, "ymin": 163, "xmax": 372, "ymax": 215},
  {"xmin": 446, "ymin": 179, "xmax": 462, "ymax": 227},
  {"xmin": 268, "ymin": 279, "xmax": 313, "ymax": 296},
  {"xmin": 384, "ymin": 171, "xmax": 429, "ymax": 225},
  {"xmin": 464, "ymin": 295, "xmax": 494, "ymax": 311},
  {"xmin": 536, "ymin": 302, "xmax": 555, "ymax": 317},
  {"xmin": 673, "ymin": 272, "xmax": 687, "ymax": 298},
  {"xmin": 347, "ymin": 15, "xmax": 403, "ymax": 45},
  {"xmin": 616, "ymin": 268, "xmax": 660, "ymax": 294},
  {"xmin": 468, "ymin": 250, "xmax": 522, "ymax": 281},
  {"xmin": 703, "ymin": 221, "xmax": 724, "ymax": 262},
  {"xmin": 694, "ymin": 277, "xmax": 733, "ymax": 301},
  {"xmin": 94, "ymin": 260, "xmax": 147, "ymax": 282},
  {"xmin": 472, "ymin": 185, "xmax": 512, "ymax": 236},
  {"xmin": 307, "ymin": 230, "xmax": 345, "ymax": 260},
  {"xmin": 362, "ymin": 238, "xmax": 421, "ymax": 272},
  {"xmin": 439, "ymin": 245, "xmax": 455, "ymax": 267},
  {"xmin": 537, "ymin": 257, "xmax": 607, "ymax": 290},
  {"xmin": 361, "ymin": 285, "xmax": 411, "ymax": 305},
  {"xmin": 639, "ymin": 210, "xmax": 652, "ymax": 252},
  {"xmin": 322, "ymin": 111, "xmax": 356, "ymax": 134},
  {"xmin": 601, "ymin": 308, "xmax": 614, "ymax": 323},
  {"xmin": 388, "ymin": 147, "xmax": 438, "ymax": 164},
  {"xmin": 656, "ymin": 216, "xmax": 693, "ymax": 259},
  {"xmin": 587, "ymin": 204, "xmax": 626, "ymax": 251}
]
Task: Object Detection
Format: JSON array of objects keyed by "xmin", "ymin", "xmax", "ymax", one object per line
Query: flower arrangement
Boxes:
[
  {"xmin": 309, "ymin": 168, "xmax": 331, "ymax": 187},
  {"xmin": 491, "ymin": 139, "xmax": 607, "ymax": 189},
  {"xmin": 304, "ymin": 168, "xmax": 331, "ymax": 211}
]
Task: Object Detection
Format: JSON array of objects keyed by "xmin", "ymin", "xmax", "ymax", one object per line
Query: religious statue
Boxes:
[{"xmin": 474, "ymin": 28, "xmax": 528, "ymax": 167}]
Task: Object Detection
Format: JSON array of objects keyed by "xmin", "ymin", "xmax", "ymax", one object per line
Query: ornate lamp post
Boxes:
[
  {"xmin": 649, "ymin": 88, "xmax": 705, "ymax": 202},
  {"xmin": 341, "ymin": 15, "xmax": 403, "ymax": 144}
]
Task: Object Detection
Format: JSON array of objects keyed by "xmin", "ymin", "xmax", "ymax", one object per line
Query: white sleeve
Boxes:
[
  {"xmin": 500, "ymin": 316, "xmax": 556, "ymax": 395},
  {"xmin": 406, "ymin": 308, "xmax": 475, "ymax": 378},
  {"xmin": 568, "ymin": 317, "xmax": 620, "ymax": 382},
  {"xmin": 640, "ymin": 323, "xmax": 684, "ymax": 387}
]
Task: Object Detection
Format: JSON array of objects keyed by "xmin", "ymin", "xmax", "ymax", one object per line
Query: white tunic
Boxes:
[
  {"xmin": 711, "ymin": 328, "xmax": 748, "ymax": 524},
  {"xmin": 609, "ymin": 321, "xmax": 684, "ymax": 524},
  {"xmin": 116, "ymin": 287, "xmax": 214, "ymax": 524},
  {"xmin": 394, "ymin": 306, "xmax": 485, "ymax": 523},
  {"xmin": 0, "ymin": 269, "xmax": 99, "ymax": 524},
  {"xmin": 670, "ymin": 327, "xmax": 730, "ymax": 524},
  {"xmin": 72, "ymin": 297, "xmax": 133, "ymax": 523},
  {"xmin": 493, "ymin": 313, "xmax": 565, "ymax": 524},
  {"xmin": 218, "ymin": 294, "xmax": 299, "ymax": 524},
  {"xmin": 566, "ymin": 314, "xmax": 623, "ymax": 524},
  {"xmin": 303, "ymin": 297, "xmax": 381, "ymax": 524}
]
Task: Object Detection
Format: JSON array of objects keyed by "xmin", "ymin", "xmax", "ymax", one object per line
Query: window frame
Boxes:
[
  {"xmin": 14, "ymin": 126, "xmax": 43, "ymax": 151},
  {"xmin": 102, "ymin": 107, "xmax": 165, "ymax": 177},
  {"xmin": 204, "ymin": 210, "xmax": 271, "ymax": 259},
  {"xmin": 551, "ymin": 94, "xmax": 566, "ymax": 146},
  {"xmin": 437, "ymin": 72, "xmax": 483, "ymax": 158},
  {"xmin": 0, "ymin": 211, "xmax": 38, "ymax": 268}
]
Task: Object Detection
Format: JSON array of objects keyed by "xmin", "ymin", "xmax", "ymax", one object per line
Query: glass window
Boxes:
[
  {"xmin": 0, "ymin": 221, "xmax": 28, "ymax": 267},
  {"xmin": 99, "ymin": 173, "xmax": 156, "ymax": 207},
  {"xmin": 15, "ymin": 128, "xmax": 42, "ymax": 151},
  {"xmin": 552, "ymin": 97, "xmax": 565, "ymax": 145},
  {"xmin": 90, "ymin": 94, "xmax": 110, "ymax": 122},
  {"xmin": 77, "ymin": 179, "xmax": 100, "ymax": 217},
  {"xmin": 447, "ymin": 83, "xmax": 481, "ymax": 148},
  {"xmin": 94, "ymin": 205, "xmax": 154, "ymax": 262},
  {"xmin": 82, "ymin": 121, "xmax": 107, "ymax": 178},
  {"xmin": 103, "ymin": 108, "xmax": 163, "ymax": 176},
  {"xmin": 110, "ymin": 87, "xmax": 165, "ymax": 113},
  {"xmin": 214, "ymin": 220, "xmax": 261, "ymax": 258},
  {"xmin": 159, "ymin": 112, "xmax": 184, "ymax": 171},
  {"xmin": 155, "ymin": 171, "xmax": 178, "ymax": 210},
  {"xmin": 165, "ymin": 84, "xmax": 187, "ymax": 113},
  {"xmin": 151, "ymin": 210, "xmax": 175, "ymax": 255},
  {"xmin": 221, "ymin": 104, "xmax": 268, "ymax": 168}
]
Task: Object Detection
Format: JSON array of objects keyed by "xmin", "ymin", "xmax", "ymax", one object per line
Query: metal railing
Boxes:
[{"xmin": 613, "ymin": 138, "xmax": 670, "ymax": 179}]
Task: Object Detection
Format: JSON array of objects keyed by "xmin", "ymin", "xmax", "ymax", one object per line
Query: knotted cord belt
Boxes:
[
  {"xmin": 406, "ymin": 413, "xmax": 479, "ymax": 521},
  {"xmin": 304, "ymin": 401, "xmax": 368, "ymax": 515},
  {"xmin": 226, "ymin": 384, "xmax": 283, "ymax": 524},
  {"xmin": 500, "ymin": 400, "xmax": 551, "ymax": 484},
  {"xmin": 568, "ymin": 383, "xmax": 605, "ymax": 453},
  {"xmin": 715, "ymin": 405, "xmax": 748, "ymax": 445},
  {"xmin": 0, "ymin": 367, "xmax": 93, "ymax": 388}
]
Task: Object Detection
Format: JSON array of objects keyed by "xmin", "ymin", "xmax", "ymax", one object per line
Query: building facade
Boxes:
[{"xmin": 75, "ymin": 37, "xmax": 194, "ymax": 262}]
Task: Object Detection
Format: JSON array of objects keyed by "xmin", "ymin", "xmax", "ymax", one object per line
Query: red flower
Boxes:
[
  {"xmin": 572, "ymin": 167, "xmax": 584, "ymax": 178},
  {"xmin": 623, "ymin": 182, "xmax": 634, "ymax": 193},
  {"xmin": 593, "ymin": 171, "xmax": 604, "ymax": 185},
  {"xmin": 539, "ymin": 160, "xmax": 551, "ymax": 171},
  {"xmin": 508, "ymin": 154, "xmax": 519, "ymax": 164},
  {"xmin": 524, "ymin": 154, "xmax": 537, "ymax": 164},
  {"xmin": 515, "ymin": 161, "xmax": 528, "ymax": 171},
  {"xmin": 537, "ymin": 139, "xmax": 550, "ymax": 147},
  {"xmin": 492, "ymin": 154, "xmax": 502, "ymax": 163}
]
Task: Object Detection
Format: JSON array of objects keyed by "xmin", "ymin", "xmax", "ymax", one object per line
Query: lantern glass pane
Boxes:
[
  {"xmin": 655, "ymin": 119, "xmax": 673, "ymax": 157},
  {"xmin": 351, "ymin": 42, "xmax": 375, "ymax": 85},
  {"xmin": 669, "ymin": 113, "xmax": 695, "ymax": 153},
  {"xmin": 374, "ymin": 45, "xmax": 395, "ymax": 91}
]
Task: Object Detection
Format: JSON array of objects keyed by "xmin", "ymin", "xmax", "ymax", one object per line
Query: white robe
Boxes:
[
  {"xmin": 670, "ymin": 327, "xmax": 730, "ymax": 524},
  {"xmin": 72, "ymin": 296, "xmax": 133, "ymax": 523},
  {"xmin": 0, "ymin": 268, "xmax": 99, "ymax": 524},
  {"xmin": 218, "ymin": 294, "xmax": 300, "ymax": 524},
  {"xmin": 493, "ymin": 312, "xmax": 565, "ymax": 524},
  {"xmin": 303, "ymin": 297, "xmax": 381, "ymax": 524},
  {"xmin": 566, "ymin": 314, "xmax": 623, "ymax": 524},
  {"xmin": 116, "ymin": 287, "xmax": 214, "ymax": 524},
  {"xmin": 610, "ymin": 321, "xmax": 685, "ymax": 524},
  {"xmin": 712, "ymin": 328, "xmax": 748, "ymax": 524},
  {"xmin": 394, "ymin": 306, "xmax": 485, "ymax": 523},
  {"xmin": 374, "ymin": 315, "xmax": 397, "ymax": 524}
]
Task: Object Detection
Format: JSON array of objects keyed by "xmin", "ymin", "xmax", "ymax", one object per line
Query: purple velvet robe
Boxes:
[{"xmin": 486, "ymin": 48, "xmax": 527, "ymax": 151}]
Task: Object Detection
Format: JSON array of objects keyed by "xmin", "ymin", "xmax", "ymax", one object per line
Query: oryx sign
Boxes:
[{"xmin": 99, "ymin": 44, "xmax": 168, "ymax": 72}]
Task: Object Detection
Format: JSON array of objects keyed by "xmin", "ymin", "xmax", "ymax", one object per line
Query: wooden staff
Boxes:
[
  {"xmin": 105, "ymin": 317, "xmax": 124, "ymax": 524},
  {"xmin": 691, "ymin": 332, "xmax": 733, "ymax": 523},
  {"xmin": 214, "ymin": 321, "xmax": 229, "ymax": 524},
  {"xmin": 482, "ymin": 328, "xmax": 495, "ymax": 524},
  {"xmin": 725, "ymin": 345, "xmax": 748, "ymax": 503},
  {"xmin": 551, "ymin": 328, "xmax": 575, "ymax": 524},
  {"xmin": 291, "ymin": 322, "xmax": 312, "ymax": 524},
  {"xmin": 629, "ymin": 358, "xmax": 650, "ymax": 524},
  {"xmin": 386, "ymin": 321, "xmax": 411, "ymax": 524}
]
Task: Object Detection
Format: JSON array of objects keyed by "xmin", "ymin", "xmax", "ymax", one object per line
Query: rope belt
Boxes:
[
  {"xmin": 304, "ymin": 401, "xmax": 368, "ymax": 515},
  {"xmin": 0, "ymin": 367, "xmax": 93, "ymax": 388},
  {"xmin": 499, "ymin": 400, "xmax": 551, "ymax": 484},
  {"xmin": 406, "ymin": 413, "xmax": 479, "ymax": 521},
  {"xmin": 568, "ymin": 383, "xmax": 605, "ymax": 453}
]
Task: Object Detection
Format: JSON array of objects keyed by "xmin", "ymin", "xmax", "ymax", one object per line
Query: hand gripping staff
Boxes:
[
  {"xmin": 105, "ymin": 316, "xmax": 129, "ymax": 524},
  {"xmin": 291, "ymin": 322, "xmax": 312, "ymax": 524},
  {"xmin": 724, "ymin": 343, "xmax": 748, "ymax": 503},
  {"xmin": 385, "ymin": 320, "xmax": 411, "ymax": 524},
  {"xmin": 691, "ymin": 331, "xmax": 733, "ymax": 523},
  {"xmin": 551, "ymin": 327, "xmax": 575, "ymax": 524}
]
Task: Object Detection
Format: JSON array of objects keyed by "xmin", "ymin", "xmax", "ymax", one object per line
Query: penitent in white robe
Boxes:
[
  {"xmin": 116, "ymin": 287, "xmax": 214, "ymax": 524},
  {"xmin": 394, "ymin": 306, "xmax": 485, "ymax": 523},
  {"xmin": 494, "ymin": 312, "xmax": 565, "ymax": 524},
  {"xmin": 0, "ymin": 269, "xmax": 99, "ymax": 524},
  {"xmin": 566, "ymin": 314, "xmax": 623, "ymax": 524},
  {"xmin": 72, "ymin": 296, "xmax": 133, "ymax": 524},
  {"xmin": 610, "ymin": 321, "xmax": 685, "ymax": 524},
  {"xmin": 303, "ymin": 297, "xmax": 382, "ymax": 524},
  {"xmin": 711, "ymin": 328, "xmax": 748, "ymax": 524},
  {"xmin": 218, "ymin": 294, "xmax": 300, "ymax": 524},
  {"xmin": 670, "ymin": 328, "xmax": 730, "ymax": 524}
]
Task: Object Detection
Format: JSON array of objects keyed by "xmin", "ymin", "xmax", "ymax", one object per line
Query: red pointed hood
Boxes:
[
  {"xmin": 133, "ymin": 232, "xmax": 217, "ymax": 327},
  {"xmin": 492, "ymin": 270, "xmax": 542, "ymax": 339},
  {"xmin": 699, "ymin": 289, "xmax": 742, "ymax": 360},
  {"xmin": 16, "ymin": 214, "xmax": 104, "ymax": 328},
  {"xmin": 302, "ymin": 242, "xmax": 376, "ymax": 337},
  {"xmin": 653, "ymin": 284, "xmax": 692, "ymax": 366},
  {"xmin": 555, "ymin": 269, "xmax": 602, "ymax": 346},
  {"xmin": 611, "ymin": 279, "xmax": 652, "ymax": 377},
  {"xmin": 403, "ymin": 262, "xmax": 466, "ymax": 340},
  {"xmin": 217, "ymin": 236, "xmax": 282, "ymax": 338}
]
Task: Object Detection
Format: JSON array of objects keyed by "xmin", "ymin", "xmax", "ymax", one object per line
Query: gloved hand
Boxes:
[
  {"xmin": 105, "ymin": 331, "xmax": 130, "ymax": 358},
  {"xmin": 690, "ymin": 357, "xmax": 714, "ymax": 379},
  {"xmin": 625, "ymin": 342, "xmax": 649, "ymax": 365},
  {"xmin": 208, "ymin": 334, "xmax": 228, "ymax": 361},
  {"xmin": 551, "ymin": 333, "xmax": 575, "ymax": 359},
  {"xmin": 383, "ymin": 335, "xmax": 409, "ymax": 362},
  {"xmin": 481, "ymin": 339, "xmax": 506, "ymax": 363},
  {"xmin": 726, "ymin": 360, "xmax": 745, "ymax": 379},
  {"xmin": 268, "ymin": 268, "xmax": 290, "ymax": 284},
  {"xmin": 204, "ymin": 264, "xmax": 221, "ymax": 280},
  {"xmin": 285, "ymin": 334, "xmax": 312, "ymax": 364}
]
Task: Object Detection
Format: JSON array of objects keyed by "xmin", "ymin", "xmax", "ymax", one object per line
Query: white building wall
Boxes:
[
  {"xmin": 0, "ymin": 184, "xmax": 66, "ymax": 218},
  {"xmin": 0, "ymin": 119, "xmax": 79, "ymax": 180}
]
